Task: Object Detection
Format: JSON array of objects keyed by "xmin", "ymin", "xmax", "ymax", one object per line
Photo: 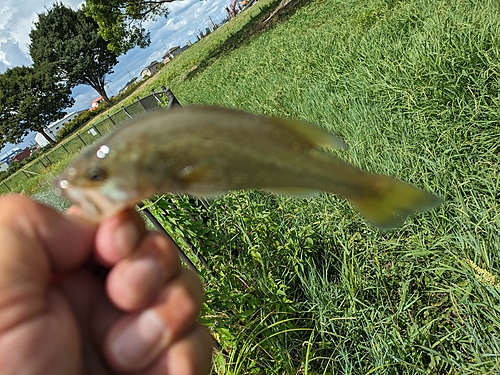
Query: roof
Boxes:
[
  {"xmin": 91, "ymin": 96, "xmax": 103, "ymax": 105},
  {"xmin": 145, "ymin": 61, "xmax": 160, "ymax": 69},
  {"xmin": 162, "ymin": 46, "xmax": 181, "ymax": 59},
  {"xmin": 167, "ymin": 46, "xmax": 180, "ymax": 53}
]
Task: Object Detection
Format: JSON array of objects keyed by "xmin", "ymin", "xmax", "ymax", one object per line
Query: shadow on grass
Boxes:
[{"xmin": 184, "ymin": 0, "xmax": 314, "ymax": 81}]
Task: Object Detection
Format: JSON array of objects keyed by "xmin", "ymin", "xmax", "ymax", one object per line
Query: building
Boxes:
[
  {"xmin": 162, "ymin": 46, "xmax": 188, "ymax": 63},
  {"xmin": 35, "ymin": 133, "xmax": 51, "ymax": 148},
  {"xmin": 140, "ymin": 61, "xmax": 161, "ymax": 77},
  {"xmin": 34, "ymin": 111, "xmax": 82, "ymax": 148},
  {"xmin": 8, "ymin": 147, "xmax": 31, "ymax": 163},
  {"xmin": 0, "ymin": 147, "xmax": 21, "ymax": 171},
  {"xmin": 90, "ymin": 96, "xmax": 104, "ymax": 110}
]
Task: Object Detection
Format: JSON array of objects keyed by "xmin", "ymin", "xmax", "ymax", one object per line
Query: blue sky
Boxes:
[{"xmin": 0, "ymin": 0, "xmax": 229, "ymax": 152}]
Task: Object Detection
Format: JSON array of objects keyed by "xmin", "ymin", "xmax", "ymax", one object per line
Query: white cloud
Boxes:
[
  {"xmin": 0, "ymin": 0, "xmax": 229, "ymax": 110},
  {"xmin": 0, "ymin": 49, "xmax": 7, "ymax": 67},
  {"xmin": 0, "ymin": 1, "xmax": 85, "ymax": 69},
  {"xmin": 0, "ymin": 39, "xmax": 32, "ymax": 68}
]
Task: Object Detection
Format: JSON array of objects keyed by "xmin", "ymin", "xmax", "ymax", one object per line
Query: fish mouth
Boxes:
[{"xmin": 54, "ymin": 175, "xmax": 131, "ymax": 222}]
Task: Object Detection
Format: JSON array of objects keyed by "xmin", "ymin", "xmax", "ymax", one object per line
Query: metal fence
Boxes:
[{"xmin": 0, "ymin": 87, "xmax": 175, "ymax": 194}]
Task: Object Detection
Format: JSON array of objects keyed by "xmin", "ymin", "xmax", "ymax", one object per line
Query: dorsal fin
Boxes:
[{"xmin": 271, "ymin": 118, "xmax": 346, "ymax": 149}]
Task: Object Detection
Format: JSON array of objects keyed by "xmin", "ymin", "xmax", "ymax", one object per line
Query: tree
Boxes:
[
  {"xmin": 0, "ymin": 65, "xmax": 74, "ymax": 148},
  {"xmin": 29, "ymin": 2, "xmax": 118, "ymax": 105},
  {"xmin": 83, "ymin": 0, "xmax": 172, "ymax": 55}
]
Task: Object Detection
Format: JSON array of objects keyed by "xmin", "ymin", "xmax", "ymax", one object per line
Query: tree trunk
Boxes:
[
  {"xmin": 90, "ymin": 83, "xmax": 113, "ymax": 106},
  {"xmin": 100, "ymin": 91, "xmax": 113, "ymax": 106}
]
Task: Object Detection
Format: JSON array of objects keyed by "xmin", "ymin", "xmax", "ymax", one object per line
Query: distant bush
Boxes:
[
  {"xmin": 55, "ymin": 108, "xmax": 105, "ymax": 141},
  {"xmin": 57, "ymin": 111, "xmax": 91, "ymax": 141},
  {"xmin": 112, "ymin": 79, "xmax": 144, "ymax": 103},
  {"xmin": 56, "ymin": 80, "xmax": 147, "ymax": 141},
  {"xmin": 5, "ymin": 158, "xmax": 29, "ymax": 175},
  {"xmin": 0, "ymin": 155, "xmax": 32, "ymax": 180}
]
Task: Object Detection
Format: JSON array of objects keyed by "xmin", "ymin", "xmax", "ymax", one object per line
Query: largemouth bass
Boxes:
[{"xmin": 55, "ymin": 106, "xmax": 442, "ymax": 228}]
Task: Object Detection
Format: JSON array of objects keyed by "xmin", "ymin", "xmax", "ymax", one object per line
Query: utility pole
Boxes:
[
  {"xmin": 125, "ymin": 68, "xmax": 134, "ymax": 80},
  {"xmin": 209, "ymin": 16, "xmax": 218, "ymax": 29}
]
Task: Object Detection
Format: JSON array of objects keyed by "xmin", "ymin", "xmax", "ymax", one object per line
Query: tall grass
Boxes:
[{"xmin": 145, "ymin": 0, "xmax": 500, "ymax": 373}]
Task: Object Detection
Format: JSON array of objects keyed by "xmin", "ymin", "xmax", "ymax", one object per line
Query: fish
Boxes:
[{"xmin": 54, "ymin": 105, "xmax": 443, "ymax": 228}]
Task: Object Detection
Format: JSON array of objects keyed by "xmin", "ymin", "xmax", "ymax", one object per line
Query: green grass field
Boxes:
[
  {"xmin": 151, "ymin": 0, "xmax": 499, "ymax": 373},
  {"xmin": 5, "ymin": 0, "xmax": 500, "ymax": 372}
]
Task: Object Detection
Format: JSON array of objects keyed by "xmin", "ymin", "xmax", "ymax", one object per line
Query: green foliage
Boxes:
[
  {"xmin": 29, "ymin": 2, "xmax": 118, "ymax": 104},
  {"xmin": 113, "ymin": 77, "xmax": 144, "ymax": 103},
  {"xmin": 83, "ymin": 0, "xmax": 172, "ymax": 55},
  {"xmin": 0, "ymin": 64, "xmax": 74, "ymax": 148},
  {"xmin": 56, "ymin": 111, "xmax": 95, "ymax": 141},
  {"xmin": 111, "ymin": 79, "xmax": 145, "ymax": 103}
]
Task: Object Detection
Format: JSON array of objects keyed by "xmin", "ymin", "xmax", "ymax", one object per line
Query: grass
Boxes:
[
  {"xmin": 149, "ymin": 0, "xmax": 500, "ymax": 372},
  {"xmin": 4, "ymin": 0, "xmax": 500, "ymax": 372}
]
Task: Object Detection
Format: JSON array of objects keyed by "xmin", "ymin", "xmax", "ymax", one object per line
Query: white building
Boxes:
[
  {"xmin": 0, "ymin": 147, "xmax": 21, "ymax": 171},
  {"xmin": 35, "ymin": 133, "xmax": 51, "ymax": 148},
  {"xmin": 34, "ymin": 111, "xmax": 81, "ymax": 147},
  {"xmin": 140, "ymin": 61, "xmax": 161, "ymax": 77}
]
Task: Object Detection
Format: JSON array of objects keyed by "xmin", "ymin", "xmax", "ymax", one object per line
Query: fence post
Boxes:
[
  {"xmin": 138, "ymin": 203, "xmax": 200, "ymax": 274},
  {"xmin": 162, "ymin": 86, "xmax": 182, "ymax": 108},
  {"xmin": 45, "ymin": 155, "xmax": 53, "ymax": 165},
  {"xmin": 60, "ymin": 142, "xmax": 69, "ymax": 154},
  {"xmin": 152, "ymin": 89, "xmax": 163, "ymax": 104},
  {"xmin": 76, "ymin": 133, "xmax": 87, "ymax": 146},
  {"xmin": 122, "ymin": 105, "xmax": 133, "ymax": 119},
  {"xmin": 107, "ymin": 114, "xmax": 116, "ymax": 126},
  {"xmin": 2, "ymin": 181, "xmax": 11, "ymax": 192}
]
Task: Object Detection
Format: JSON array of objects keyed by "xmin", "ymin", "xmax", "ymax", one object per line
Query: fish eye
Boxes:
[{"xmin": 86, "ymin": 167, "xmax": 108, "ymax": 182}]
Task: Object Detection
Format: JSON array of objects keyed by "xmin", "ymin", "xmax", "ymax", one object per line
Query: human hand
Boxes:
[{"xmin": 0, "ymin": 194, "xmax": 213, "ymax": 374}]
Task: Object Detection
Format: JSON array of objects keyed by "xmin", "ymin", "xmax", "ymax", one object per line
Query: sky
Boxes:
[{"xmin": 0, "ymin": 0, "xmax": 230, "ymax": 153}]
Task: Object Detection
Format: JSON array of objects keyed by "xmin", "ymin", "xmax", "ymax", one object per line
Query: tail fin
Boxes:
[{"xmin": 350, "ymin": 175, "xmax": 443, "ymax": 229}]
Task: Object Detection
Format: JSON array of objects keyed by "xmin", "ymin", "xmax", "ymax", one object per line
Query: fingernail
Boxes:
[
  {"xmin": 113, "ymin": 220, "xmax": 140, "ymax": 256},
  {"xmin": 122, "ymin": 257, "xmax": 164, "ymax": 302},
  {"xmin": 111, "ymin": 310, "xmax": 167, "ymax": 367}
]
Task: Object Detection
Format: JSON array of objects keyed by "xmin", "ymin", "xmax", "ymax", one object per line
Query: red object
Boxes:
[
  {"xmin": 8, "ymin": 147, "xmax": 31, "ymax": 163},
  {"xmin": 90, "ymin": 96, "xmax": 104, "ymax": 110}
]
